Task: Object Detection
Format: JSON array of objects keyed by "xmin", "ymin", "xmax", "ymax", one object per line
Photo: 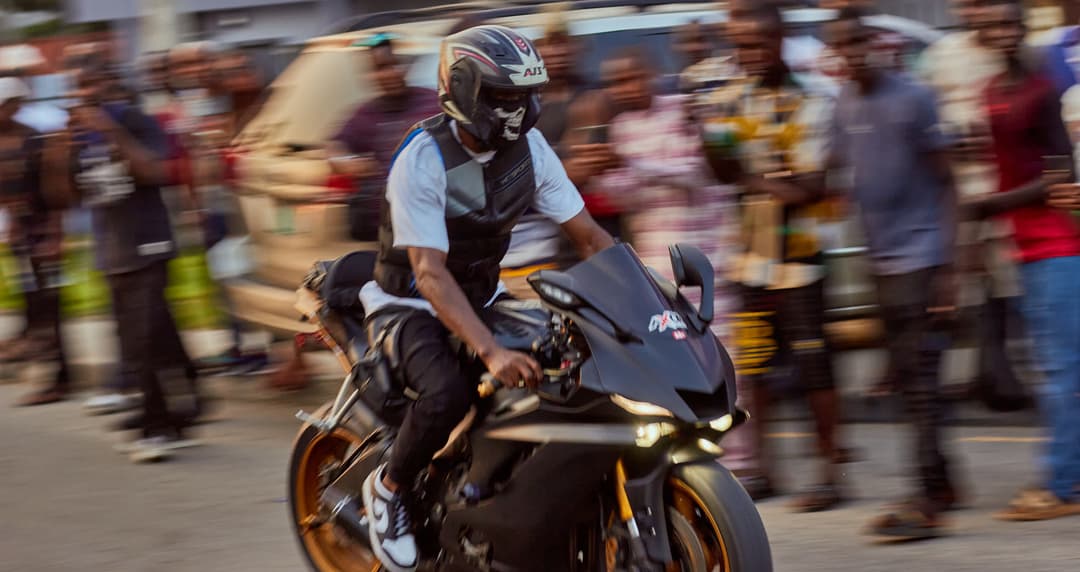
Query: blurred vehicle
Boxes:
[{"xmin": 228, "ymin": 1, "xmax": 942, "ymax": 341}]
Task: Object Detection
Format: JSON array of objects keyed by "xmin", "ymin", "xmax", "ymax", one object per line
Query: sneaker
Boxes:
[
  {"xmin": 127, "ymin": 436, "xmax": 174, "ymax": 464},
  {"xmin": 362, "ymin": 465, "xmax": 418, "ymax": 572},
  {"xmin": 114, "ymin": 433, "xmax": 202, "ymax": 456},
  {"xmin": 83, "ymin": 393, "xmax": 141, "ymax": 416}
]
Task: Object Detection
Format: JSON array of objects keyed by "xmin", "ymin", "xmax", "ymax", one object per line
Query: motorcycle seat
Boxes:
[{"xmin": 320, "ymin": 250, "xmax": 378, "ymax": 341}]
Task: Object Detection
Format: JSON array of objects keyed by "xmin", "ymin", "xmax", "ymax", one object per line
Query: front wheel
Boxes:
[{"xmin": 665, "ymin": 463, "xmax": 772, "ymax": 572}]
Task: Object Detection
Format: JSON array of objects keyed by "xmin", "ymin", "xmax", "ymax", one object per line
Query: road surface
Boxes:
[{"xmin": 0, "ymin": 381, "xmax": 1076, "ymax": 571}]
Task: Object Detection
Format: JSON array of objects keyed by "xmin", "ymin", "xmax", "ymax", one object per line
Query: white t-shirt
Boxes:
[{"xmin": 359, "ymin": 123, "xmax": 585, "ymax": 316}]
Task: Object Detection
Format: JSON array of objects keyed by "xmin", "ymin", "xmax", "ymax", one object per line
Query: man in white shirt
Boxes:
[{"xmin": 358, "ymin": 26, "xmax": 613, "ymax": 572}]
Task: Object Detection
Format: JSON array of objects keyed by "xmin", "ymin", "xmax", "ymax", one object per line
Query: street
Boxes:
[{"xmin": 1, "ymin": 381, "xmax": 1077, "ymax": 572}]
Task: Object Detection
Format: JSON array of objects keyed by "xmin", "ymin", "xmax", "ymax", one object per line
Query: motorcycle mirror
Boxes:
[{"xmin": 668, "ymin": 243, "xmax": 714, "ymax": 325}]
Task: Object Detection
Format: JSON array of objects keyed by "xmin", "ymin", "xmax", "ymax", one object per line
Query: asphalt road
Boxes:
[{"xmin": 1, "ymin": 381, "xmax": 1076, "ymax": 572}]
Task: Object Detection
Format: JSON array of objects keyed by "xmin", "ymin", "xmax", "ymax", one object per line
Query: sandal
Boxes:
[
  {"xmin": 790, "ymin": 483, "xmax": 843, "ymax": 513},
  {"xmin": 994, "ymin": 488, "xmax": 1080, "ymax": 522},
  {"xmin": 866, "ymin": 501, "xmax": 945, "ymax": 542}
]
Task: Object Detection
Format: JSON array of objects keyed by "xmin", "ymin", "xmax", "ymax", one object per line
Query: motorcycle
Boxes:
[{"xmin": 287, "ymin": 243, "xmax": 771, "ymax": 571}]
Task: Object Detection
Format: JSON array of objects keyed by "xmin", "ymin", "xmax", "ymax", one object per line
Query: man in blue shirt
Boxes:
[{"xmin": 827, "ymin": 7, "xmax": 962, "ymax": 541}]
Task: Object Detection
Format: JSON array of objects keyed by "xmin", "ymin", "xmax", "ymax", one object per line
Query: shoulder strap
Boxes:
[{"xmin": 423, "ymin": 114, "xmax": 471, "ymax": 171}]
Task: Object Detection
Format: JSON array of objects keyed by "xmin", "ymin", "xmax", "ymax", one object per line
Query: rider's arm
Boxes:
[
  {"xmin": 561, "ymin": 209, "xmax": 615, "ymax": 259},
  {"xmin": 409, "ymin": 246, "xmax": 541, "ymax": 385},
  {"xmin": 388, "ymin": 135, "xmax": 540, "ymax": 387},
  {"xmin": 529, "ymin": 130, "xmax": 614, "ymax": 257}
]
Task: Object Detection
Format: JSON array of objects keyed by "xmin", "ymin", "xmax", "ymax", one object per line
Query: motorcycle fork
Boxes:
[{"xmin": 614, "ymin": 459, "xmax": 663, "ymax": 571}]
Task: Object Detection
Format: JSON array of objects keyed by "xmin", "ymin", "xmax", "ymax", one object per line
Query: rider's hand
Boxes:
[{"xmin": 482, "ymin": 346, "xmax": 542, "ymax": 389}]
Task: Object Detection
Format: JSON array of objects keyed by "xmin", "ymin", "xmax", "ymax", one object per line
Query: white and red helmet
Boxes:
[{"xmin": 438, "ymin": 25, "xmax": 548, "ymax": 148}]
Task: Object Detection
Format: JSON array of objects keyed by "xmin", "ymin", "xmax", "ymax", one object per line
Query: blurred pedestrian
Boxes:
[
  {"xmin": 50, "ymin": 43, "xmax": 146, "ymax": 417},
  {"xmin": 327, "ymin": 32, "xmax": 441, "ymax": 241},
  {"xmin": 212, "ymin": 50, "xmax": 264, "ymax": 133},
  {"xmin": 920, "ymin": 0, "xmax": 1031, "ymax": 410},
  {"xmin": 162, "ymin": 43, "xmax": 274, "ymax": 379},
  {"xmin": 710, "ymin": 4, "xmax": 846, "ymax": 508},
  {"xmin": 0, "ymin": 76, "xmax": 70, "ymax": 406},
  {"xmin": 59, "ymin": 62, "xmax": 202, "ymax": 462},
  {"xmin": 826, "ymin": 7, "xmax": 962, "ymax": 540},
  {"xmin": 964, "ymin": 0, "xmax": 1080, "ymax": 521},
  {"xmin": 570, "ymin": 46, "xmax": 738, "ymax": 351},
  {"xmin": 503, "ymin": 7, "xmax": 587, "ymax": 298}
]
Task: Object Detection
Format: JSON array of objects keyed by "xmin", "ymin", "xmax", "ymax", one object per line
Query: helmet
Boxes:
[{"xmin": 438, "ymin": 25, "xmax": 548, "ymax": 149}]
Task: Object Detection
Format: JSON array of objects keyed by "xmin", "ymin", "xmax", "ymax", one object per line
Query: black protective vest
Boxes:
[{"xmin": 374, "ymin": 114, "xmax": 536, "ymax": 308}]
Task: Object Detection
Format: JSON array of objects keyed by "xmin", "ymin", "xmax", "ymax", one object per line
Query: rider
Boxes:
[{"xmin": 360, "ymin": 25, "xmax": 614, "ymax": 572}]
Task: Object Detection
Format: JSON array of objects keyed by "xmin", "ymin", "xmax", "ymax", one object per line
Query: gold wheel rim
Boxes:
[
  {"xmin": 668, "ymin": 478, "xmax": 732, "ymax": 572},
  {"xmin": 294, "ymin": 430, "xmax": 377, "ymax": 571}
]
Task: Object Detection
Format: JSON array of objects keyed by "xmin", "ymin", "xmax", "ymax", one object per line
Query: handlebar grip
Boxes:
[{"xmin": 478, "ymin": 374, "xmax": 498, "ymax": 398}]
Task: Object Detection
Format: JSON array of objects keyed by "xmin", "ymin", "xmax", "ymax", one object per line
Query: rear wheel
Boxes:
[
  {"xmin": 288, "ymin": 407, "xmax": 378, "ymax": 572},
  {"xmin": 665, "ymin": 464, "xmax": 772, "ymax": 572}
]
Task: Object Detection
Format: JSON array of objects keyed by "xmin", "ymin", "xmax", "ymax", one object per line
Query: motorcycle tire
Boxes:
[
  {"xmin": 666, "ymin": 463, "xmax": 773, "ymax": 572},
  {"xmin": 288, "ymin": 404, "xmax": 378, "ymax": 572}
]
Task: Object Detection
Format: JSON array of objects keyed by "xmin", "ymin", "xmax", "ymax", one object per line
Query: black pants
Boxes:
[
  {"xmin": 874, "ymin": 268, "xmax": 954, "ymax": 498},
  {"xmin": 108, "ymin": 261, "xmax": 198, "ymax": 438},
  {"xmin": 779, "ymin": 280, "xmax": 836, "ymax": 392},
  {"xmin": 386, "ymin": 312, "xmax": 474, "ymax": 486},
  {"xmin": 25, "ymin": 256, "xmax": 69, "ymax": 388}
]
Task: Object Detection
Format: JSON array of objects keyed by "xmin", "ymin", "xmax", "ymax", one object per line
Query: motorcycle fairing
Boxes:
[{"xmin": 535, "ymin": 244, "xmax": 737, "ymax": 422}]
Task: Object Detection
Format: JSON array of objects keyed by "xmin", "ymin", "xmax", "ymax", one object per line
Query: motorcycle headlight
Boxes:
[
  {"xmin": 708, "ymin": 413, "xmax": 734, "ymax": 432},
  {"xmin": 635, "ymin": 422, "xmax": 677, "ymax": 447},
  {"xmin": 611, "ymin": 394, "xmax": 674, "ymax": 418},
  {"xmin": 533, "ymin": 281, "xmax": 581, "ymax": 308}
]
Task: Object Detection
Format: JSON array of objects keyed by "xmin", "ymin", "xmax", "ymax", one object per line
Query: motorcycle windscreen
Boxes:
[{"xmin": 562, "ymin": 244, "xmax": 736, "ymax": 422}]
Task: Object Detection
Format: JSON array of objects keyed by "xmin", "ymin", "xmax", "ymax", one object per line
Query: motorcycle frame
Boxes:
[{"xmin": 293, "ymin": 292, "xmax": 365, "ymax": 435}]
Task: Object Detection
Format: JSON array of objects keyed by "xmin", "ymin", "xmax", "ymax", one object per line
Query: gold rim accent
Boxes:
[
  {"xmin": 668, "ymin": 478, "xmax": 732, "ymax": 572},
  {"xmin": 293, "ymin": 430, "xmax": 376, "ymax": 571}
]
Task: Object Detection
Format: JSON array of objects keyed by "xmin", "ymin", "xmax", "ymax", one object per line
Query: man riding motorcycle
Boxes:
[{"xmin": 359, "ymin": 25, "xmax": 614, "ymax": 572}]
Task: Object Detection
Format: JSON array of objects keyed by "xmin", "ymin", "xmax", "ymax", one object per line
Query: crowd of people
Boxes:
[
  {"xmin": 324, "ymin": 0, "xmax": 1080, "ymax": 543},
  {"xmin": 0, "ymin": 39, "xmax": 265, "ymax": 461},
  {"xmin": 0, "ymin": 0, "xmax": 1078, "ymax": 545}
]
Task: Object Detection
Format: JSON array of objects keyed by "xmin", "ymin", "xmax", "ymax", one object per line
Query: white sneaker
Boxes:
[
  {"xmin": 128, "ymin": 437, "xmax": 174, "ymax": 464},
  {"xmin": 83, "ymin": 393, "xmax": 140, "ymax": 416},
  {"xmin": 114, "ymin": 435, "xmax": 201, "ymax": 456},
  {"xmin": 362, "ymin": 465, "xmax": 418, "ymax": 572}
]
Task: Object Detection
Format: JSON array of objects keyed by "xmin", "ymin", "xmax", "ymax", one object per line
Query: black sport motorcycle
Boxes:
[{"xmin": 288, "ymin": 243, "xmax": 771, "ymax": 572}]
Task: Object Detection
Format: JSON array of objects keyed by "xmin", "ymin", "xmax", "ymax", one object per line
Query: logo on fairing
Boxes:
[{"xmin": 649, "ymin": 311, "xmax": 687, "ymax": 333}]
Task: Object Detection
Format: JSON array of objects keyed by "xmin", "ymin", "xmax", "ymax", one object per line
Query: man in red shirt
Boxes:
[{"xmin": 967, "ymin": 0, "xmax": 1080, "ymax": 521}]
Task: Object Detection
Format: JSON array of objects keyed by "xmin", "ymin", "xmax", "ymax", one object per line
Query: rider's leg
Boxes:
[
  {"xmin": 385, "ymin": 311, "xmax": 474, "ymax": 491},
  {"xmin": 365, "ymin": 312, "xmax": 472, "ymax": 571}
]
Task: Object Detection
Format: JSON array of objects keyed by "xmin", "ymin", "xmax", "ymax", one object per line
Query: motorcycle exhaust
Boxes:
[{"xmin": 321, "ymin": 485, "xmax": 371, "ymax": 546}]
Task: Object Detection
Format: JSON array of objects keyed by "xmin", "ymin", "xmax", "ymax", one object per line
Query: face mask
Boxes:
[{"xmin": 493, "ymin": 105, "xmax": 526, "ymax": 143}]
